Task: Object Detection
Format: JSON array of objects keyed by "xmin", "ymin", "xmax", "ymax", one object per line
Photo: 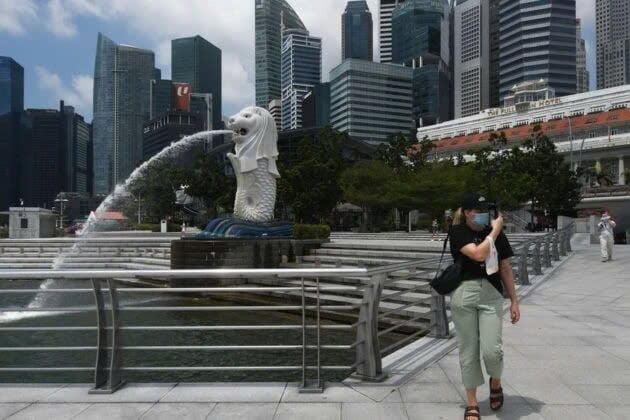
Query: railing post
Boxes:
[
  {"xmin": 532, "ymin": 240, "xmax": 542, "ymax": 275},
  {"xmin": 552, "ymin": 233, "xmax": 560, "ymax": 261},
  {"xmin": 518, "ymin": 243, "xmax": 530, "ymax": 285},
  {"xmin": 428, "ymin": 289, "xmax": 449, "ymax": 338},
  {"xmin": 559, "ymin": 230, "xmax": 567, "ymax": 257},
  {"xmin": 543, "ymin": 235, "xmax": 552, "ymax": 267},
  {"xmin": 353, "ymin": 273, "xmax": 386, "ymax": 382},
  {"xmin": 90, "ymin": 278, "xmax": 125, "ymax": 394}
]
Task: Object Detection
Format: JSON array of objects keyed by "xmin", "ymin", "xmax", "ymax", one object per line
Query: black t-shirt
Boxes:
[{"xmin": 449, "ymin": 224, "xmax": 514, "ymax": 293}]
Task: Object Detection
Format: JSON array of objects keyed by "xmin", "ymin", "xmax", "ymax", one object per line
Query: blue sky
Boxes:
[{"xmin": 0, "ymin": 0, "xmax": 596, "ymax": 122}]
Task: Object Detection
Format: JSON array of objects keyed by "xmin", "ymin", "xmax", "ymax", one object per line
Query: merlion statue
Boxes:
[{"xmin": 226, "ymin": 106, "xmax": 280, "ymax": 223}]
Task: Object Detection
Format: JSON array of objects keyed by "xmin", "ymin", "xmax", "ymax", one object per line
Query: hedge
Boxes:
[{"xmin": 294, "ymin": 224, "xmax": 331, "ymax": 240}]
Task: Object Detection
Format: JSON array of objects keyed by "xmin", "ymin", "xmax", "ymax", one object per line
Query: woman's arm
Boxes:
[
  {"xmin": 500, "ymin": 258, "xmax": 520, "ymax": 324},
  {"xmin": 460, "ymin": 215, "xmax": 504, "ymax": 262}
]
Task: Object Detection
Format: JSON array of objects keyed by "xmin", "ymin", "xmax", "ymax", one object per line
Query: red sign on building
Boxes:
[{"xmin": 172, "ymin": 83, "xmax": 192, "ymax": 112}]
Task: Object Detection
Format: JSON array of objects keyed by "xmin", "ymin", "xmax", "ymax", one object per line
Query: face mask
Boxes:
[{"xmin": 473, "ymin": 212, "xmax": 490, "ymax": 226}]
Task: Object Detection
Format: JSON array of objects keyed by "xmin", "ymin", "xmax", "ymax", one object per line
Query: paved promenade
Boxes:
[{"xmin": 0, "ymin": 245, "xmax": 628, "ymax": 419}]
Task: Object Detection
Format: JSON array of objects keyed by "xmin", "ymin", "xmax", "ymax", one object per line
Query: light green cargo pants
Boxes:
[{"xmin": 451, "ymin": 278, "xmax": 504, "ymax": 389}]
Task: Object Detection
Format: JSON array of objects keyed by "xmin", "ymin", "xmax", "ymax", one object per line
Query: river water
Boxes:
[{"xmin": 0, "ymin": 278, "xmax": 401, "ymax": 383}]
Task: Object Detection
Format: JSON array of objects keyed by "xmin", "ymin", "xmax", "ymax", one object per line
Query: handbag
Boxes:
[{"xmin": 430, "ymin": 229, "xmax": 462, "ymax": 295}]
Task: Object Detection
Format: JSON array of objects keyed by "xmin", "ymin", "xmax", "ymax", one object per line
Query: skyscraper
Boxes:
[
  {"xmin": 342, "ymin": 1, "xmax": 374, "ymax": 61},
  {"xmin": 172, "ymin": 36, "xmax": 222, "ymax": 129},
  {"xmin": 392, "ymin": 0, "xmax": 452, "ymax": 126},
  {"xmin": 280, "ymin": 28, "xmax": 322, "ymax": 131},
  {"xmin": 499, "ymin": 0, "xmax": 577, "ymax": 103},
  {"xmin": 302, "ymin": 82, "xmax": 331, "ymax": 128},
  {"xmin": 0, "ymin": 57, "xmax": 24, "ymax": 115},
  {"xmin": 596, "ymin": 0, "xmax": 630, "ymax": 89},
  {"xmin": 330, "ymin": 59, "xmax": 413, "ymax": 145},
  {"xmin": 93, "ymin": 33, "xmax": 155, "ymax": 194},
  {"xmin": 255, "ymin": 0, "xmax": 307, "ymax": 108},
  {"xmin": 0, "ymin": 112, "xmax": 29, "ymax": 209},
  {"xmin": 379, "ymin": 0, "xmax": 406, "ymax": 63},
  {"xmin": 454, "ymin": 0, "xmax": 490, "ymax": 118},
  {"xmin": 576, "ymin": 19, "xmax": 589, "ymax": 93}
]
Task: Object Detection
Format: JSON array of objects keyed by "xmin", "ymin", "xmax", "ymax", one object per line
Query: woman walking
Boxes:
[{"xmin": 449, "ymin": 193, "xmax": 520, "ymax": 420}]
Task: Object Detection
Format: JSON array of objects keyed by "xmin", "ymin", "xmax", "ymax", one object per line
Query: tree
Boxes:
[
  {"xmin": 184, "ymin": 153, "xmax": 235, "ymax": 218},
  {"xmin": 375, "ymin": 132, "xmax": 434, "ymax": 172},
  {"xmin": 277, "ymin": 126, "xmax": 346, "ymax": 223}
]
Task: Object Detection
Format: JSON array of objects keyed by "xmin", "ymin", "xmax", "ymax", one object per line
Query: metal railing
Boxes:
[{"xmin": 0, "ymin": 225, "xmax": 574, "ymax": 393}]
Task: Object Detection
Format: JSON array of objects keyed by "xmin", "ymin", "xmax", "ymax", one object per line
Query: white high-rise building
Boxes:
[
  {"xmin": 596, "ymin": 0, "xmax": 630, "ymax": 89},
  {"xmin": 454, "ymin": 0, "xmax": 491, "ymax": 118},
  {"xmin": 379, "ymin": 0, "xmax": 405, "ymax": 63}
]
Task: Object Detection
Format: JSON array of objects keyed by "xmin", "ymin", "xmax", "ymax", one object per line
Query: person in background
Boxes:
[
  {"xmin": 598, "ymin": 212, "xmax": 616, "ymax": 262},
  {"xmin": 431, "ymin": 218, "xmax": 439, "ymax": 240}
]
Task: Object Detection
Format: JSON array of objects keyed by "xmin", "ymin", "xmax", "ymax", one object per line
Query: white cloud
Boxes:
[
  {"xmin": 35, "ymin": 66, "xmax": 93, "ymax": 116},
  {"xmin": 0, "ymin": 0, "xmax": 37, "ymax": 35},
  {"xmin": 47, "ymin": 0, "xmax": 78, "ymax": 37}
]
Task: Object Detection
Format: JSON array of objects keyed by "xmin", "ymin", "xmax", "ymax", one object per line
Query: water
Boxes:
[
  {"xmin": 52, "ymin": 129, "xmax": 234, "ymax": 269},
  {"xmin": 0, "ymin": 283, "xmax": 402, "ymax": 383}
]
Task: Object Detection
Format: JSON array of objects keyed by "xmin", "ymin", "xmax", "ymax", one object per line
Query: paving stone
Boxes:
[
  {"xmin": 398, "ymin": 382, "xmax": 462, "ymax": 403},
  {"xmin": 280, "ymin": 384, "xmax": 371, "ymax": 403},
  {"xmin": 0, "ymin": 404, "xmax": 29, "ymax": 419},
  {"xmin": 7, "ymin": 403, "xmax": 90, "ymax": 420},
  {"xmin": 273, "ymin": 403, "xmax": 340, "ymax": 420},
  {"xmin": 72, "ymin": 403, "xmax": 153, "ymax": 420},
  {"xmin": 161, "ymin": 383, "xmax": 286, "ymax": 403},
  {"xmin": 0, "ymin": 386, "xmax": 65, "ymax": 403},
  {"xmin": 207, "ymin": 403, "xmax": 277, "ymax": 420},
  {"xmin": 569, "ymin": 385, "xmax": 630, "ymax": 406},
  {"xmin": 341, "ymin": 402, "xmax": 408, "ymax": 420},
  {"xmin": 140, "ymin": 403, "xmax": 215, "ymax": 419},
  {"xmin": 535, "ymin": 404, "xmax": 610, "ymax": 420},
  {"xmin": 45, "ymin": 384, "xmax": 175, "ymax": 403}
]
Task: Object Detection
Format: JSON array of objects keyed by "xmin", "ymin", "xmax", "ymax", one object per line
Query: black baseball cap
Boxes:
[{"xmin": 461, "ymin": 192, "xmax": 490, "ymax": 210}]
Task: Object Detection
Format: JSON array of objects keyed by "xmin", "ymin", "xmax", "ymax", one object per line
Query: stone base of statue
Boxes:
[{"xmin": 196, "ymin": 216, "xmax": 293, "ymax": 239}]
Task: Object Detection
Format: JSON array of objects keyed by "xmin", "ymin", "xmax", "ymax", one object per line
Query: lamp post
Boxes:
[{"xmin": 54, "ymin": 198, "xmax": 69, "ymax": 229}]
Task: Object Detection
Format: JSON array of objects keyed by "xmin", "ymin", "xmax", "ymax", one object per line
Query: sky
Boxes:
[{"xmin": 0, "ymin": 0, "xmax": 597, "ymax": 122}]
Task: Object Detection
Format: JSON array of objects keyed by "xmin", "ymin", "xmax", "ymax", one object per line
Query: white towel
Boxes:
[{"xmin": 485, "ymin": 236, "xmax": 499, "ymax": 275}]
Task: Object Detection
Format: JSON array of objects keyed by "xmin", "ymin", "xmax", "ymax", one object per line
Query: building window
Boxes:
[{"xmin": 20, "ymin": 219, "xmax": 28, "ymax": 229}]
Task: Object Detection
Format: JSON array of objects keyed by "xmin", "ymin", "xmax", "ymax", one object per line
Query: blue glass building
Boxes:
[
  {"xmin": 392, "ymin": 0, "xmax": 452, "ymax": 126},
  {"xmin": 0, "ymin": 57, "xmax": 24, "ymax": 116},
  {"xmin": 255, "ymin": 0, "xmax": 307, "ymax": 108},
  {"xmin": 499, "ymin": 0, "xmax": 577, "ymax": 102},
  {"xmin": 172, "ymin": 36, "xmax": 222, "ymax": 129},
  {"xmin": 281, "ymin": 28, "xmax": 322, "ymax": 131},
  {"xmin": 93, "ymin": 33, "xmax": 155, "ymax": 194},
  {"xmin": 342, "ymin": 1, "xmax": 374, "ymax": 61}
]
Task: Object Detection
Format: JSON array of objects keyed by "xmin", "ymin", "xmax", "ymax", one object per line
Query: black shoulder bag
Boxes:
[{"xmin": 430, "ymin": 229, "xmax": 463, "ymax": 295}]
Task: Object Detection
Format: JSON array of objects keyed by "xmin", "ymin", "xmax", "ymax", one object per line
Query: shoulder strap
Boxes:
[{"xmin": 434, "ymin": 228, "xmax": 453, "ymax": 279}]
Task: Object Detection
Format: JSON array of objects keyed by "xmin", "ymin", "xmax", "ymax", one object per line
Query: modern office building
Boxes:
[
  {"xmin": 280, "ymin": 28, "xmax": 322, "ymax": 131},
  {"xmin": 0, "ymin": 112, "xmax": 29, "ymax": 210},
  {"xmin": 171, "ymin": 36, "xmax": 222, "ymax": 129},
  {"xmin": 392, "ymin": 0, "xmax": 452, "ymax": 126},
  {"xmin": 0, "ymin": 56, "xmax": 24, "ymax": 116},
  {"xmin": 92, "ymin": 33, "xmax": 155, "ymax": 194},
  {"xmin": 150, "ymin": 79, "xmax": 173, "ymax": 120},
  {"xmin": 255, "ymin": 0, "xmax": 307, "ymax": 108},
  {"xmin": 342, "ymin": 1, "xmax": 373, "ymax": 61},
  {"xmin": 576, "ymin": 19, "xmax": 589, "ymax": 93},
  {"xmin": 499, "ymin": 0, "xmax": 577, "ymax": 103},
  {"xmin": 596, "ymin": 0, "xmax": 630, "ymax": 89},
  {"xmin": 302, "ymin": 82, "xmax": 331, "ymax": 128},
  {"xmin": 268, "ymin": 99, "xmax": 282, "ymax": 129},
  {"xmin": 379, "ymin": 0, "xmax": 406, "ymax": 63},
  {"xmin": 330, "ymin": 59, "xmax": 413, "ymax": 145},
  {"xmin": 454, "ymin": 0, "xmax": 492, "ymax": 118},
  {"xmin": 142, "ymin": 111, "xmax": 205, "ymax": 162},
  {"xmin": 20, "ymin": 102, "xmax": 91, "ymax": 207}
]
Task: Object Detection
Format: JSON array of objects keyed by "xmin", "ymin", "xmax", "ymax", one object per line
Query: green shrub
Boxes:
[
  {"xmin": 294, "ymin": 224, "xmax": 331, "ymax": 240},
  {"xmin": 135, "ymin": 223, "xmax": 160, "ymax": 232}
]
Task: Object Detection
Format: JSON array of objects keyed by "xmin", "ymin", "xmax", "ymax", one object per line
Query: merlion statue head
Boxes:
[{"xmin": 227, "ymin": 106, "xmax": 279, "ymax": 177}]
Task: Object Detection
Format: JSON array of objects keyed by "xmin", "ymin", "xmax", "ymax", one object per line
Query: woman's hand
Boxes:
[
  {"xmin": 490, "ymin": 212, "xmax": 504, "ymax": 232},
  {"xmin": 510, "ymin": 301, "xmax": 520, "ymax": 324}
]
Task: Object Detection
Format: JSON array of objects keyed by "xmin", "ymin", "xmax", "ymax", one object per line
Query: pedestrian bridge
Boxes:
[{"xmin": 0, "ymin": 232, "xmax": 628, "ymax": 419}]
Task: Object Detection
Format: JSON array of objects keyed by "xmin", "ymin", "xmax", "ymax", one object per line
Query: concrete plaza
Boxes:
[{"xmin": 0, "ymin": 245, "xmax": 628, "ymax": 419}]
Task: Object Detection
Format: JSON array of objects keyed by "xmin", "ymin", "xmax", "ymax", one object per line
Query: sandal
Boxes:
[
  {"xmin": 489, "ymin": 378, "xmax": 504, "ymax": 411},
  {"xmin": 464, "ymin": 405, "xmax": 481, "ymax": 419}
]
